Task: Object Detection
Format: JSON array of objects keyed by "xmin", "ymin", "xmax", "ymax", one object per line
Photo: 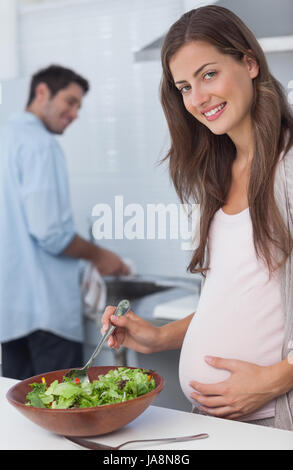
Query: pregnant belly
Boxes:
[
  {"xmin": 179, "ymin": 314, "xmax": 232, "ymax": 406},
  {"xmin": 178, "ymin": 307, "xmax": 282, "ymax": 408}
]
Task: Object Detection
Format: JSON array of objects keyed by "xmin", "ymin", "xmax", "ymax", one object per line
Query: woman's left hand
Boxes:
[{"xmin": 189, "ymin": 356, "xmax": 278, "ymax": 420}]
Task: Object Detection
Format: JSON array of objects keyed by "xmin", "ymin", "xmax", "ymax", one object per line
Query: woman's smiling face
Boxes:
[{"xmin": 169, "ymin": 40, "xmax": 259, "ymax": 137}]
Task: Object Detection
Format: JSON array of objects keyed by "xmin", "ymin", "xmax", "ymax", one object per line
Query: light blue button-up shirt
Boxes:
[{"xmin": 0, "ymin": 111, "xmax": 83, "ymax": 343}]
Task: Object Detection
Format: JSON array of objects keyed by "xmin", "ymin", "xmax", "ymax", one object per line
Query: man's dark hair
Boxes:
[{"xmin": 26, "ymin": 64, "xmax": 90, "ymax": 106}]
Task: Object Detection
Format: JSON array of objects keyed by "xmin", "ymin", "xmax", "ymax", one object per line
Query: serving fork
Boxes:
[{"xmin": 64, "ymin": 299, "xmax": 130, "ymax": 382}]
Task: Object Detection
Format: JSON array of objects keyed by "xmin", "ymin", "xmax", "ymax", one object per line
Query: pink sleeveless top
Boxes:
[{"xmin": 179, "ymin": 207, "xmax": 284, "ymax": 421}]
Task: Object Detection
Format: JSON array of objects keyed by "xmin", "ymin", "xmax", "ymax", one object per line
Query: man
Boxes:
[{"xmin": 0, "ymin": 65, "xmax": 129, "ymax": 380}]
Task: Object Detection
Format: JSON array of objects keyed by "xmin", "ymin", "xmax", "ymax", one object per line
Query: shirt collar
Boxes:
[{"xmin": 10, "ymin": 111, "xmax": 47, "ymax": 130}]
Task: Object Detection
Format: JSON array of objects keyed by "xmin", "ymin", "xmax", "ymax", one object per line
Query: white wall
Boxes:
[{"xmin": 0, "ymin": 0, "xmax": 18, "ymax": 80}]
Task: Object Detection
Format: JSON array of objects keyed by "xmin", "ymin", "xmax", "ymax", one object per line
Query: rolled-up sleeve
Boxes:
[{"xmin": 19, "ymin": 140, "xmax": 76, "ymax": 255}]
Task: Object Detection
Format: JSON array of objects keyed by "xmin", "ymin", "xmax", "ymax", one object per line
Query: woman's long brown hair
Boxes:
[{"xmin": 160, "ymin": 5, "xmax": 293, "ymax": 276}]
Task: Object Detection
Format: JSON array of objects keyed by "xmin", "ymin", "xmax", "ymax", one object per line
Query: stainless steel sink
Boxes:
[
  {"xmin": 84, "ymin": 274, "xmax": 200, "ymax": 367},
  {"xmin": 104, "ymin": 277, "xmax": 173, "ymax": 305}
]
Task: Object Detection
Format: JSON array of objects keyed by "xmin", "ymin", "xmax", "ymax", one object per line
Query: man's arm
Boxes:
[
  {"xmin": 62, "ymin": 234, "xmax": 130, "ymax": 276},
  {"xmin": 19, "ymin": 142, "xmax": 129, "ymax": 276}
]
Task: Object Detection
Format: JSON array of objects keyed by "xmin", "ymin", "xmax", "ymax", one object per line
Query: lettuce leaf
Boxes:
[{"xmin": 25, "ymin": 368, "xmax": 156, "ymax": 409}]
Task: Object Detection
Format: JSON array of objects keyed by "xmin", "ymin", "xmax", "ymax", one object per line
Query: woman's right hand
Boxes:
[{"xmin": 101, "ymin": 306, "xmax": 161, "ymax": 354}]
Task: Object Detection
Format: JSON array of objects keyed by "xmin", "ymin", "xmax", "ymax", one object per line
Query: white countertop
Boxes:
[
  {"xmin": 153, "ymin": 294, "xmax": 200, "ymax": 320},
  {"xmin": 1, "ymin": 377, "xmax": 293, "ymax": 450}
]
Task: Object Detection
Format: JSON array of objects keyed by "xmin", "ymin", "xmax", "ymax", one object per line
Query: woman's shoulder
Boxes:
[
  {"xmin": 275, "ymin": 144, "xmax": 293, "ymax": 217},
  {"xmin": 280, "ymin": 143, "xmax": 293, "ymax": 182},
  {"xmin": 282, "ymin": 142, "xmax": 293, "ymax": 159},
  {"xmin": 279, "ymin": 130, "xmax": 293, "ymax": 163},
  {"xmin": 274, "ymin": 143, "xmax": 293, "ymax": 208}
]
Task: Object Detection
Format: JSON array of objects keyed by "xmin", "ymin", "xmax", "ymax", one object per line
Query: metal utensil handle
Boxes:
[
  {"xmin": 65, "ymin": 432, "xmax": 209, "ymax": 451},
  {"xmin": 84, "ymin": 300, "xmax": 130, "ymax": 369},
  {"xmin": 117, "ymin": 433, "xmax": 209, "ymax": 449},
  {"xmin": 65, "ymin": 436, "xmax": 116, "ymax": 450}
]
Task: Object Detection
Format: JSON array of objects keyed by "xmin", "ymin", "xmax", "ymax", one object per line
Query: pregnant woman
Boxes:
[{"xmin": 101, "ymin": 5, "xmax": 293, "ymax": 430}]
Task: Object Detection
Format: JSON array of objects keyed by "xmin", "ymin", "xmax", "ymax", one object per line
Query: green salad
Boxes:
[{"xmin": 25, "ymin": 367, "xmax": 156, "ymax": 409}]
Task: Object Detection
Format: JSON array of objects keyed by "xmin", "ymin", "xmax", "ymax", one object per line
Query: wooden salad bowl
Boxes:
[{"xmin": 6, "ymin": 366, "xmax": 165, "ymax": 437}]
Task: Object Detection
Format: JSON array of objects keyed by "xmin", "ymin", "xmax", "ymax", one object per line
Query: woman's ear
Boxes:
[{"xmin": 243, "ymin": 51, "xmax": 259, "ymax": 79}]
